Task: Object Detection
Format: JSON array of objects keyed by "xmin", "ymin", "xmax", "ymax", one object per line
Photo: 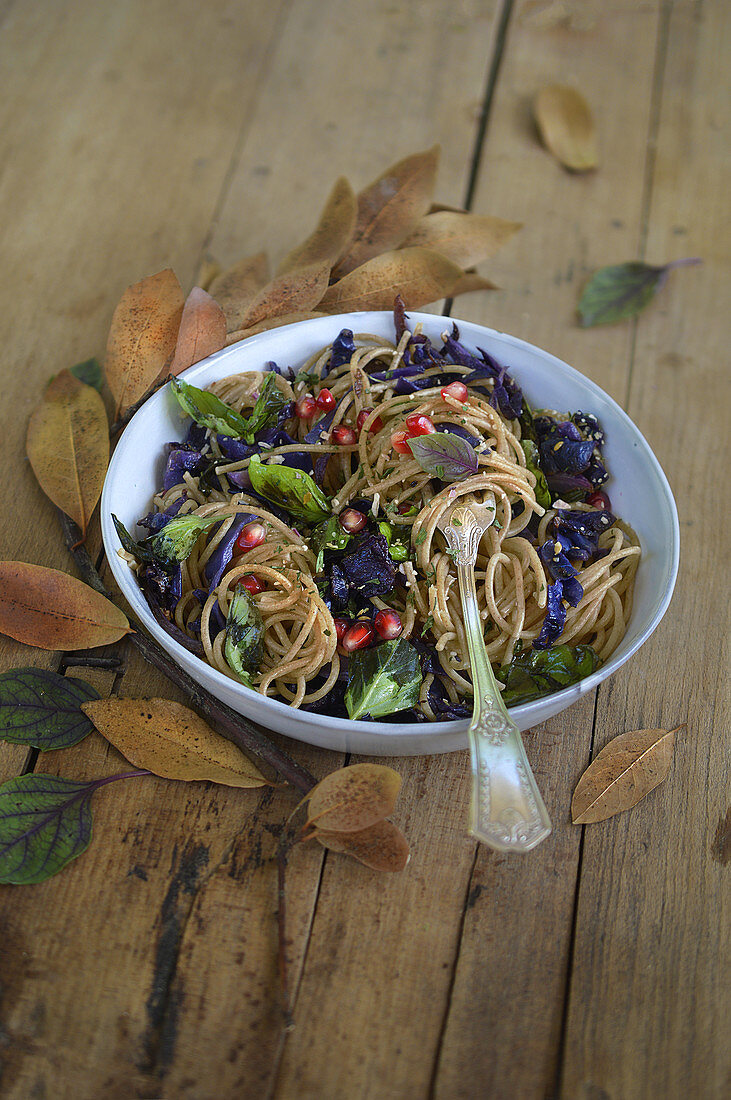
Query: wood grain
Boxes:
[{"xmin": 560, "ymin": 1, "xmax": 731, "ymax": 1096}]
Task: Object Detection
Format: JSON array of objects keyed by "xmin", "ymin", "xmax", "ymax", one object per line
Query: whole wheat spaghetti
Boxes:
[{"xmin": 116, "ymin": 312, "xmax": 640, "ymax": 721}]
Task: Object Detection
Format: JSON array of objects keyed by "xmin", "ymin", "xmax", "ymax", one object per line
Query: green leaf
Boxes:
[
  {"xmin": 238, "ymin": 372, "xmax": 290, "ymax": 443},
  {"xmin": 69, "ymin": 357, "xmax": 103, "ymax": 392},
  {"xmin": 224, "ymin": 585, "xmax": 264, "ymax": 682},
  {"xmin": 0, "ymin": 668, "xmax": 101, "ymax": 750},
  {"xmin": 0, "ymin": 774, "xmax": 97, "ymax": 883},
  {"xmin": 495, "ymin": 644, "xmax": 601, "ymax": 706},
  {"xmin": 377, "ymin": 521, "xmax": 409, "ymax": 562},
  {"xmin": 171, "ymin": 378, "xmax": 249, "ymax": 437},
  {"xmin": 345, "ymin": 638, "xmax": 422, "ymax": 721},
  {"xmin": 113, "ymin": 512, "xmax": 220, "ymax": 571},
  {"xmin": 578, "ymin": 258, "xmax": 701, "ymax": 327},
  {"xmin": 247, "ymin": 454, "xmax": 331, "ymax": 523},
  {"xmin": 312, "ymin": 515, "xmax": 351, "ymax": 571},
  {"xmin": 520, "ymin": 439, "xmax": 552, "ymax": 509},
  {"xmin": 406, "ymin": 431, "xmax": 478, "ymax": 483}
]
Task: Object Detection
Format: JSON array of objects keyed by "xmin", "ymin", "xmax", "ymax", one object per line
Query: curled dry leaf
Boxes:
[
  {"xmin": 26, "ymin": 370, "xmax": 109, "ymax": 535},
  {"xmin": 81, "ymin": 698, "xmax": 267, "ymax": 788},
  {"xmin": 315, "ymin": 819, "xmax": 410, "ymax": 873},
  {"xmin": 319, "ymin": 247, "xmax": 464, "ymax": 314},
  {"xmin": 451, "ymin": 271, "xmax": 499, "ymax": 295},
  {"xmin": 240, "ymin": 260, "xmax": 332, "ymax": 330},
  {"xmin": 169, "ymin": 287, "xmax": 227, "ymax": 376},
  {"xmin": 533, "ymin": 84, "xmax": 598, "ymax": 171},
  {"xmin": 334, "ymin": 145, "xmax": 440, "ymax": 277},
  {"xmin": 303, "ymin": 763, "xmax": 402, "ymax": 833},
  {"xmin": 209, "ymin": 252, "xmax": 270, "ymax": 332},
  {"xmin": 276, "ymin": 177, "xmax": 357, "ymax": 276},
  {"xmin": 571, "ymin": 726, "xmax": 681, "ymax": 824},
  {"xmin": 105, "ymin": 268, "xmax": 185, "ymax": 415},
  {"xmin": 225, "ymin": 311, "xmax": 326, "ymax": 347},
  {"xmin": 400, "ymin": 211, "xmax": 522, "ymax": 269},
  {"xmin": 0, "ymin": 562, "xmax": 131, "ymax": 650}
]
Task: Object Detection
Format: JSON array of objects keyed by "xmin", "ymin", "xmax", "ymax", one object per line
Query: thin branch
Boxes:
[
  {"xmin": 58, "ymin": 510, "xmax": 316, "ymax": 795},
  {"xmin": 109, "ymin": 373, "xmax": 174, "ymax": 435}
]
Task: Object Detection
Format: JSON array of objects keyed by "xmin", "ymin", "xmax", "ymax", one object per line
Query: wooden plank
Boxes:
[
  {"xmin": 428, "ymin": 2, "xmax": 666, "ymax": 1096},
  {"xmin": 156, "ymin": 3, "xmax": 508, "ymax": 1097},
  {"xmin": 560, "ymin": 1, "xmax": 731, "ymax": 1096}
]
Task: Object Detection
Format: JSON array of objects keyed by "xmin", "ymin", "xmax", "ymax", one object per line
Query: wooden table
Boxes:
[{"xmin": 0, "ymin": 2, "xmax": 727, "ymax": 1097}]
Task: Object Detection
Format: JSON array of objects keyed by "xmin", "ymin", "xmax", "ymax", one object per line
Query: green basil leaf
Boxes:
[
  {"xmin": 407, "ymin": 431, "xmax": 478, "ymax": 483},
  {"xmin": 171, "ymin": 379, "xmax": 249, "ymax": 437},
  {"xmin": 224, "ymin": 585, "xmax": 264, "ymax": 682},
  {"xmin": 0, "ymin": 668, "xmax": 101, "ymax": 750},
  {"xmin": 148, "ymin": 514, "xmax": 221, "ymax": 570},
  {"xmin": 345, "ymin": 638, "xmax": 422, "ymax": 721},
  {"xmin": 69, "ymin": 357, "xmax": 103, "ymax": 392},
  {"xmin": 111, "ymin": 514, "xmax": 156, "ymax": 564},
  {"xmin": 247, "ymin": 454, "xmax": 331, "ymax": 523},
  {"xmin": 377, "ymin": 521, "xmax": 409, "ymax": 562},
  {"xmin": 578, "ymin": 258, "xmax": 701, "ymax": 327},
  {"xmin": 495, "ymin": 644, "xmax": 601, "ymax": 706},
  {"xmin": 312, "ymin": 515, "xmax": 351, "ymax": 572},
  {"xmin": 520, "ymin": 439, "xmax": 552, "ymax": 509},
  {"xmin": 239, "ymin": 373, "xmax": 290, "ymax": 443}
]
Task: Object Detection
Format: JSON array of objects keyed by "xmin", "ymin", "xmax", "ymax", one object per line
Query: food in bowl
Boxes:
[{"xmin": 112, "ymin": 303, "xmax": 640, "ymax": 724}]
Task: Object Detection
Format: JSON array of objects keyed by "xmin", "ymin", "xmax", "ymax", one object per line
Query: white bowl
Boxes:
[{"xmin": 101, "ymin": 312, "xmax": 679, "ymax": 756}]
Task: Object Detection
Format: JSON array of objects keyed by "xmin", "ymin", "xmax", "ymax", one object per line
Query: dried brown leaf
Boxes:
[
  {"xmin": 276, "ymin": 177, "xmax": 357, "ymax": 276},
  {"xmin": 319, "ymin": 247, "xmax": 464, "ymax": 314},
  {"xmin": 105, "ymin": 268, "xmax": 185, "ymax": 415},
  {"xmin": 429, "ymin": 201, "xmax": 467, "ymax": 214},
  {"xmin": 400, "ymin": 212, "xmax": 522, "ymax": 269},
  {"xmin": 169, "ymin": 287, "xmax": 227, "ymax": 376},
  {"xmin": 533, "ymin": 84, "xmax": 598, "ymax": 171},
  {"xmin": 315, "ymin": 819, "xmax": 410, "ymax": 872},
  {"xmin": 194, "ymin": 254, "xmax": 222, "ymax": 292},
  {"xmin": 333, "ymin": 146, "xmax": 440, "ymax": 276},
  {"xmin": 81, "ymin": 698, "xmax": 267, "ymax": 787},
  {"xmin": 240, "ymin": 260, "xmax": 331, "ymax": 329},
  {"xmin": 572, "ymin": 726, "xmax": 681, "ymax": 824},
  {"xmin": 303, "ymin": 763, "xmax": 402, "ymax": 833},
  {"xmin": 451, "ymin": 271, "xmax": 499, "ymax": 295},
  {"xmin": 26, "ymin": 370, "xmax": 108, "ymax": 535},
  {"xmin": 208, "ymin": 252, "xmax": 270, "ymax": 331},
  {"xmin": 0, "ymin": 562, "xmax": 131, "ymax": 650},
  {"xmin": 225, "ymin": 311, "xmax": 326, "ymax": 346}
]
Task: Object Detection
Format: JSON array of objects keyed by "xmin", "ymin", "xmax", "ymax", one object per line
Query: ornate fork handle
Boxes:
[{"xmin": 443, "ymin": 506, "xmax": 552, "ymax": 853}]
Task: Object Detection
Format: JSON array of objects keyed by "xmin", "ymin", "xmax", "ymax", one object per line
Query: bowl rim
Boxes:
[{"xmin": 101, "ymin": 309, "xmax": 680, "ymax": 741}]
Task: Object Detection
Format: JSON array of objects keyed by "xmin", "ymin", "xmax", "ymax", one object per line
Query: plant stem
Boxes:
[{"xmin": 58, "ymin": 511, "xmax": 317, "ymax": 795}]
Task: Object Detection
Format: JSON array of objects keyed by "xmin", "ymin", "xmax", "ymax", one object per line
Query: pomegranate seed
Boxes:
[
  {"xmin": 441, "ymin": 380, "xmax": 468, "ymax": 403},
  {"xmin": 295, "ymin": 393, "xmax": 316, "ymax": 419},
  {"xmin": 391, "ymin": 430, "xmax": 411, "ymax": 454},
  {"xmin": 316, "ymin": 388, "xmax": 336, "ymax": 411},
  {"xmin": 374, "ymin": 609, "xmax": 403, "ymax": 641},
  {"xmin": 586, "ymin": 490, "xmax": 611, "ymax": 510},
  {"xmin": 339, "ymin": 508, "xmax": 367, "ymax": 534},
  {"xmin": 333, "ymin": 617, "xmax": 350, "ymax": 644},
  {"xmin": 341, "ymin": 622, "xmax": 374, "ymax": 652},
  {"xmin": 331, "ymin": 425, "xmax": 357, "ymax": 446},
  {"xmin": 235, "ymin": 521, "xmax": 267, "ymax": 552},
  {"xmin": 405, "ymin": 413, "xmax": 436, "ymax": 437},
  {"xmin": 356, "ymin": 407, "xmax": 383, "ymax": 433},
  {"xmin": 240, "ymin": 574, "xmax": 264, "ymax": 596}
]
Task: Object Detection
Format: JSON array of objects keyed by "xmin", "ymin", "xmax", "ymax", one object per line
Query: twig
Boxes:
[
  {"xmin": 58, "ymin": 510, "xmax": 317, "ymax": 795},
  {"xmin": 109, "ymin": 373, "xmax": 174, "ymax": 435}
]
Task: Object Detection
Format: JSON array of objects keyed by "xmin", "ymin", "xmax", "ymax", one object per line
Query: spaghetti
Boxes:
[{"xmin": 117, "ymin": 311, "xmax": 640, "ymax": 722}]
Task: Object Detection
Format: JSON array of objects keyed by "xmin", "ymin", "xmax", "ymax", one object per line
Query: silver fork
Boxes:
[{"xmin": 438, "ymin": 496, "xmax": 552, "ymax": 853}]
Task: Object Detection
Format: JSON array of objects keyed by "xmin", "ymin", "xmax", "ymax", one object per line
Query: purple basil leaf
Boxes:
[
  {"xmin": 0, "ymin": 771, "xmax": 146, "ymax": 884},
  {"xmin": 0, "ymin": 668, "xmax": 101, "ymax": 750},
  {"xmin": 578, "ymin": 258, "xmax": 701, "ymax": 327},
  {"xmin": 407, "ymin": 431, "xmax": 479, "ymax": 483},
  {"xmin": 546, "ymin": 473, "xmax": 593, "ymax": 500},
  {"xmin": 434, "ymin": 423, "xmax": 480, "ymax": 447},
  {"xmin": 217, "ymin": 435, "xmax": 257, "ymax": 461}
]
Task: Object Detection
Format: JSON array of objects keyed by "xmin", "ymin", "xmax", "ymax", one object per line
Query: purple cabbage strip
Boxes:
[{"xmin": 204, "ymin": 514, "xmax": 258, "ymax": 589}]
